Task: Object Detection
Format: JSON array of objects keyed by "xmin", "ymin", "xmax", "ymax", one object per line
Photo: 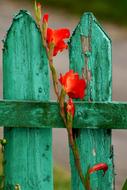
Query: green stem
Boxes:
[
  {"xmin": 40, "ymin": 29, "xmax": 60, "ymax": 101},
  {"xmin": 59, "ymin": 92, "xmax": 88, "ymax": 189},
  {"xmin": 39, "ymin": 21, "xmax": 89, "ymax": 190},
  {"xmin": 59, "ymin": 89, "xmax": 67, "ymax": 125},
  {"xmin": 66, "ymin": 123, "xmax": 87, "ymax": 189},
  {"xmin": 49, "ymin": 63, "xmax": 60, "ymax": 101}
]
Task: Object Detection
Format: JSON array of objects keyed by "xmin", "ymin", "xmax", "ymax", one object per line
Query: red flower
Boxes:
[
  {"xmin": 67, "ymin": 98, "xmax": 75, "ymax": 117},
  {"xmin": 43, "ymin": 13, "xmax": 49, "ymax": 23},
  {"xmin": 59, "ymin": 70, "xmax": 86, "ymax": 99},
  {"xmin": 47, "ymin": 28, "xmax": 70, "ymax": 56},
  {"xmin": 89, "ymin": 163, "xmax": 108, "ymax": 176}
]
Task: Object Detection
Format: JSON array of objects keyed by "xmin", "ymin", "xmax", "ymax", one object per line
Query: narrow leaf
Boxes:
[{"xmin": 122, "ymin": 179, "xmax": 127, "ymax": 190}]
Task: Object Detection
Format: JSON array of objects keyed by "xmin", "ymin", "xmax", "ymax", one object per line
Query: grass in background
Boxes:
[
  {"xmin": 41, "ymin": 0, "xmax": 127, "ymax": 25},
  {"xmin": 54, "ymin": 166, "xmax": 71, "ymax": 190}
]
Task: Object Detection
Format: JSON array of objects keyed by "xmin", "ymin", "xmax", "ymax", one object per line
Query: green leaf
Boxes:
[{"xmin": 122, "ymin": 179, "xmax": 127, "ymax": 190}]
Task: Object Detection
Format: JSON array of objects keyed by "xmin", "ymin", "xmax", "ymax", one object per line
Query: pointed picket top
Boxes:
[
  {"xmin": 69, "ymin": 12, "xmax": 112, "ymax": 102},
  {"xmin": 69, "ymin": 12, "xmax": 111, "ymax": 46},
  {"xmin": 3, "ymin": 10, "xmax": 52, "ymax": 190},
  {"xmin": 80, "ymin": 12, "xmax": 111, "ymax": 40},
  {"xmin": 69, "ymin": 12, "xmax": 113, "ymax": 190},
  {"xmin": 4, "ymin": 10, "xmax": 39, "ymax": 40},
  {"xmin": 3, "ymin": 9, "xmax": 49, "ymax": 100}
]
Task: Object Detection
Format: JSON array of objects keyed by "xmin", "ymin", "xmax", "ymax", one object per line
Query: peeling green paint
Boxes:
[
  {"xmin": 3, "ymin": 11, "xmax": 53, "ymax": 190},
  {"xmin": 0, "ymin": 101, "xmax": 125, "ymax": 129},
  {"xmin": 69, "ymin": 12, "xmax": 114, "ymax": 190},
  {"xmin": 1, "ymin": 9, "xmax": 120, "ymax": 190}
]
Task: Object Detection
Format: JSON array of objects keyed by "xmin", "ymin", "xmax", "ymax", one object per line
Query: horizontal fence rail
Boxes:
[{"xmin": 0, "ymin": 100, "xmax": 126, "ymax": 129}]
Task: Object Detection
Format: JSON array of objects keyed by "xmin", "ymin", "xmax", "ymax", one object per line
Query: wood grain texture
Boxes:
[
  {"xmin": 69, "ymin": 12, "xmax": 114, "ymax": 190},
  {"xmin": 3, "ymin": 10, "xmax": 53, "ymax": 190},
  {"xmin": 0, "ymin": 100, "xmax": 126, "ymax": 129}
]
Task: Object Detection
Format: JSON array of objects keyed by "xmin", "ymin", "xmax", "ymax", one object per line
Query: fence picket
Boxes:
[
  {"xmin": 69, "ymin": 12, "xmax": 114, "ymax": 190},
  {"xmin": 3, "ymin": 10, "xmax": 53, "ymax": 190}
]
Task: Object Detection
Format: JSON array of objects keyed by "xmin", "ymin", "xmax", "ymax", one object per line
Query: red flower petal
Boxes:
[
  {"xmin": 47, "ymin": 28, "xmax": 54, "ymax": 44},
  {"xmin": 59, "ymin": 70, "xmax": 73, "ymax": 86},
  {"xmin": 53, "ymin": 29, "xmax": 70, "ymax": 44},
  {"xmin": 46, "ymin": 28, "xmax": 70, "ymax": 56},
  {"xmin": 53, "ymin": 41, "xmax": 68, "ymax": 56},
  {"xmin": 89, "ymin": 163, "xmax": 108, "ymax": 176},
  {"xmin": 59, "ymin": 70, "xmax": 86, "ymax": 99}
]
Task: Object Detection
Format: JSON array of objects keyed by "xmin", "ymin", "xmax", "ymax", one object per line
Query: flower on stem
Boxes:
[
  {"xmin": 67, "ymin": 98, "xmax": 75, "ymax": 118},
  {"xmin": 84, "ymin": 163, "xmax": 108, "ymax": 190},
  {"xmin": 59, "ymin": 70, "xmax": 86, "ymax": 99},
  {"xmin": 46, "ymin": 28, "xmax": 70, "ymax": 56},
  {"xmin": 35, "ymin": 1, "xmax": 42, "ymax": 25},
  {"xmin": 89, "ymin": 163, "xmax": 108, "ymax": 176}
]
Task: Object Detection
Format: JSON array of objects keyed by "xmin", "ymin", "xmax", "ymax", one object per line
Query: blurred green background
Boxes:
[
  {"xmin": 54, "ymin": 166, "xmax": 71, "ymax": 190},
  {"xmin": 41, "ymin": 0, "xmax": 127, "ymax": 25}
]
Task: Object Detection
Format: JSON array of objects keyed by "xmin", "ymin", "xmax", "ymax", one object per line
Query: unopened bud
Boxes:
[
  {"xmin": 0, "ymin": 139, "xmax": 7, "ymax": 145},
  {"xmin": 15, "ymin": 184, "xmax": 21, "ymax": 190},
  {"xmin": 67, "ymin": 98, "xmax": 75, "ymax": 118}
]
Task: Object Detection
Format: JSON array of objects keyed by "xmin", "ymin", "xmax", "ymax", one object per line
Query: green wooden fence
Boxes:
[{"xmin": 1, "ymin": 9, "xmax": 125, "ymax": 190}]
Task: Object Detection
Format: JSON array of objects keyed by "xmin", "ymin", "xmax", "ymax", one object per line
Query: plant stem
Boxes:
[
  {"xmin": 66, "ymin": 124, "xmax": 87, "ymax": 189},
  {"xmin": 41, "ymin": 31, "xmax": 60, "ymax": 101},
  {"xmin": 49, "ymin": 63, "xmax": 60, "ymax": 101},
  {"xmin": 40, "ymin": 24, "xmax": 88, "ymax": 190},
  {"xmin": 59, "ymin": 93, "xmax": 87, "ymax": 189},
  {"xmin": 59, "ymin": 89, "xmax": 67, "ymax": 125}
]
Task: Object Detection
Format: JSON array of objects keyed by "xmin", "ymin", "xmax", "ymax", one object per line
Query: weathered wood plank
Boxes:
[
  {"xmin": 69, "ymin": 12, "xmax": 114, "ymax": 190},
  {"xmin": 3, "ymin": 10, "xmax": 53, "ymax": 190},
  {"xmin": 0, "ymin": 100, "xmax": 126, "ymax": 129}
]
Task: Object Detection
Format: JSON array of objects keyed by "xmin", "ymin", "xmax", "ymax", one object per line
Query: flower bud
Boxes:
[
  {"xmin": 43, "ymin": 13, "xmax": 49, "ymax": 23},
  {"xmin": 1, "ymin": 138, "xmax": 7, "ymax": 145},
  {"xmin": 42, "ymin": 14, "xmax": 49, "ymax": 41},
  {"xmin": 89, "ymin": 163, "xmax": 108, "ymax": 176},
  {"xmin": 15, "ymin": 184, "xmax": 21, "ymax": 190},
  {"xmin": 35, "ymin": 1, "xmax": 42, "ymax": 25},
  {"xmin": 67, "ymin": 98, "xmax": 75, "ymax": 118}
]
